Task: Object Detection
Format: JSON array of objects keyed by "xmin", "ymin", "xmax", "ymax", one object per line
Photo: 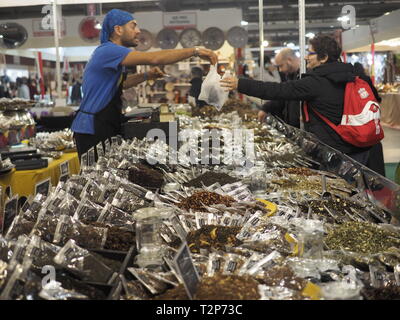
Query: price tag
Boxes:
[
  {"xmin": 96, "ymin": 142, "xmax": 104, "ymax": 158},
  {"xmin": 35, "ymin": 178, "xmax": 51, "ymax": 196},
  {"xmin": 173, "ymin": 243, "xmax": 200, "ymax": 300},
  {"xmin": 59, "ymin": 160, "xmax": 69, "ymax": 177},
  {"xmin": 80, "ymin": 153, "xmax": 88, "ymax": 167},
  {"xmin": 88, "ymin": 147, "xmax": 95, "ymax": 166},
  {"xmin": 3, "ymin": 196, "xmax": 18, "ymax": 234},
  {"xmin": 104, "ymin": 140, "xmax": 111, "ymax": 153}
]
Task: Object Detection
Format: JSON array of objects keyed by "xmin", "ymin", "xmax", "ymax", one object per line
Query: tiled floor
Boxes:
[{"xmin": 382, "ymin": 127, "xmax": 400, "ymax": 164}]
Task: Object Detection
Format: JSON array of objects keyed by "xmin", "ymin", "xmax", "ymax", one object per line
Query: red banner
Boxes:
[{"xmin": 36, "ymin": 51, "xmax": 45, "ymax": 98}]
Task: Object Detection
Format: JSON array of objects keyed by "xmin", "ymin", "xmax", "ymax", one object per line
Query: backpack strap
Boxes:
[{"xmin": 307, "ymin": 104, "xmax": 339, "ymax": 132}]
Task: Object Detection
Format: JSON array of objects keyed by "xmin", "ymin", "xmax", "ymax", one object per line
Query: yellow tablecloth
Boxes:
[
  {"xmin": 380, "ymin": 93, "xmax": 400, "ymax": 129},
  {"xmin": 0, "ymin": 152, "xmax": 80, "ymax": 200}
]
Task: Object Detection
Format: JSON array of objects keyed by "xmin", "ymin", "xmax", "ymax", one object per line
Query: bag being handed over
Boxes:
[{"xmin": 198, "ymin": 65, "xmax": 230, "ymax": 110}]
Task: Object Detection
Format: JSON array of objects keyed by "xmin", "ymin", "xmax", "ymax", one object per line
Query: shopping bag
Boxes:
[{"xmin": 198, "ymin": 64, "xmax": 229, "ymax": 111}]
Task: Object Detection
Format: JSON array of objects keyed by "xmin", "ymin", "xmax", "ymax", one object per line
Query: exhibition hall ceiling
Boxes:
[{"xmin": 0, "ymin": 0, "xmax": 399, "ymax": 47}]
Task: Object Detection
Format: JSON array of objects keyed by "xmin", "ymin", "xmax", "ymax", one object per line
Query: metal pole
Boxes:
[
  {"xmin": 298, "ymin": 0, "xmax": 306, "ymax": 129},
  {"xmin": 53, "ymin": 0, "xmax": 62, "ymax": 99},
  {"xmin": 259, "ymin": 0, "xmax": 264, "ymax": 81}
]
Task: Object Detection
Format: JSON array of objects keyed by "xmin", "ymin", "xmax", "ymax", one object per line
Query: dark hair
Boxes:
[
  {"xmin": 309, "ymin": 35, "xmax": 342, "ymax": 63},
  {"xmin": 191, "ymin": 67, "xmax": 203, "ymax": 78},
  {"xmin": 353, "ymin": 62, "xmax": 366, "ymax": 76}
]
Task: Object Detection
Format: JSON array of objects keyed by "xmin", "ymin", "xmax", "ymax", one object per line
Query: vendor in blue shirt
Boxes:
[{"xmin": 71, "ymin": 9, "xmax": 218, "ymax": 159}]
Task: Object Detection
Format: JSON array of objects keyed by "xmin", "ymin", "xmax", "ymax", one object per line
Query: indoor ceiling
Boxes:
[{"xmin": 0, "ymin": 0, "xmax": 399, "ymax": 48}]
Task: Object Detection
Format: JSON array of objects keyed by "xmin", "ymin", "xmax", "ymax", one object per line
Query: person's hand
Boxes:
[
  {"xmin": 147, "ymin": 67, "xmax": 165, "ymax": 80},
  {"xmin": 258, "ymin": 110, "xmax": 267, "ymax": 122},
  {"xmin": 220, "ymin": 76, "xmax": 239, "ymax": 92},
  {"xmin": 198, "ymin": 48, "xmax": 218, "ymax": 65}
]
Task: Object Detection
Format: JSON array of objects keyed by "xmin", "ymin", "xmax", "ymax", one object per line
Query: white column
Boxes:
[
  {"xmin": 52, "ymin": 0, "xmax": 62, "ymax": 99},
  {"xmin": 258, "ymin": 0, "xmax": 264, "ymax": 81},
  {"xmin": 298, "ymin": 0, "xmax": 306, "ymax": 129}
]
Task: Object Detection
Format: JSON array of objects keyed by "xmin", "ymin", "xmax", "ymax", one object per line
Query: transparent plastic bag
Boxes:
[
  {"xmin": 53, "ymin": 240, "xmax": 114, "ymax": 284},
  {"xmin": 30, "ymin": 210, "xmax": 60, "ymax": 243},
  {"xmin": 25, "ymin": 235, "xmax": 61, "ymax": 270},
  {"xmin": 39, "ymin": 281, "xmax": 89, "ymax": 300},
  {"xmin": 5, "ymin": 215, "xmax": 36, "ymax": 241},
  {"xmin": 97, "ymin": 203, "xmax": 135, "ymax": 230},
  {"xmin": 73, "ymin": 198, "xmax": 104, "ymax": 224},
  {"xmin": 198, "ymin": 65, "xmax": 229, "ymax": 110},
  {"xmin": 53, "ymin": 215, "xmax": 107, "ymax": 249}
]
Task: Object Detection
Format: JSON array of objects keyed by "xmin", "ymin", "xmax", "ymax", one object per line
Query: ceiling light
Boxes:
[
  {"xmin": 384, "ymin": 12, "xmax": 390, "ymax": 15},
  {"xmin": 295, "ymin": 52, "xmax": 300, "ymax": 58},
  {"xmin": 0, "ymin": 35, "xmax": 3, "ymax": 39},
  {"xmin": 287, "ymin": 42, "xmax": 295, "ymax": 49},
  {"xmin": 274, "ymin": 49, "xmax": 281, "ymax": 54},
  {"xmin": 241, "ymin": 21, "xmax": 249, "ymax": 26},
  {"xmin": 305, "ymin": 32, "xmax": 315, "ymax": 39},
  {"xmin": 337, "ymin": 16, "xmax": 350, "ymax": 22},
  {"xmin": 94, "ymin": 23, "xmax": 102, "ymax": 30},
  {"xmin": 262, "ymin": 40, "xmax": 269, "ymax": 47}
]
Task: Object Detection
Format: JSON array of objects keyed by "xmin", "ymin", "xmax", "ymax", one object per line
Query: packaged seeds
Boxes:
[
  {"xmin": 53, "ymin": 215, "xmax": 107, "ymax": 249},
  {"xmin": 222, "ymin": 253, "xmax": 245, "ymax": 275},
  {"xmin": 53, "ymin": 240, "xmax": 114, "ymax": 284},
  {"xmin": 97, "ymin": 203, "xmax": 135, "ymax": 231},
  {"xmin": 128, "ymin": 268, "xmax": 168, "ymax": 295},
  {"xmin": 0, "ymin": 236, "xmax": 13, "ymax": 262},
  {"xmin": 73, "ymin": 199, "xmax": 103, "ymax": 223},
  {"xmin": 206, "ymin": 253, "xmax": 224, "ymax": 277},
  {"xmin": 30, "ymin": 210, "xmax": 60, "ymax": 243},
  {"xmin": 9, "ymin": 235, "xmax": 30, "ymax": 264},
  {"xmin": 111, "ymin": 187, "xmax": 146, "ymax": 214},
  {"xmin": 120, "ymin": 276, "xmax": 150, "ymax": 300},
  {"xmin": 80, "ymin": 179, "xmax": 103, "ymax": 204},
  {"xmin": 24, "ymin": 235, "xmax": 61, "ymax": 271},
  {"xmin": 128, "ymin": 163, "xmax": 164, "ymax": 190},
  {"xmin": 5, "ymin": 215, "xmax": 35, "ymax": 240}
]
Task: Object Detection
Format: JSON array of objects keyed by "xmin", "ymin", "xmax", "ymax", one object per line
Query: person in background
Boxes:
[
  {"xmin": 261, "ymin": 56, "xmax": 281, "ymax": 83},
  {"xmin": 258, "ymin": 48, "xmax": 301, "ymax": 128},
  {"xmin": 71, "ymin": 77, "xmax": 83, "ymax": 105},
  {"xmin": 221, "ymin": 35, "xmax": 379, "ymax": 165},
  {"xmin": 17, "ymin": 77, "xmax": 30, "ymax": 100},
  {"xmin": 353, "ymin": 62, "xmax": 386, "ymax": 176},
  {"xmin": 28, "ymin": 78, "xmax": 38, "ymax": 100},
  {"xmin": 71, "ymin": 9, "xmax": 218, "ymax": 160},
  {"xmin": 188, "ymin": 66, "xmax": 206, "ymax": 108}
]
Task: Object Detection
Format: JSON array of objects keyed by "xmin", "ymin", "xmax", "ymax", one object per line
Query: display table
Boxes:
[
  {"xmin": 380, "ymin": 93, "xmax": 400, "ymax": 129},
  {"xmin": 0, "ymin": 152, "xmax": 80, "ymax": 200}
]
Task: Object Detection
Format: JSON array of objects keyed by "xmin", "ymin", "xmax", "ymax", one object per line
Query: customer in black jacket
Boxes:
[{"xmin": 221, "ymin": 35, "xmax": 380, "ymax": 165}]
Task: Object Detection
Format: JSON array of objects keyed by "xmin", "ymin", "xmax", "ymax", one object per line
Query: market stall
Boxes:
[{"xmin": 0, "ymin": 98, "xmax": 399, "ymax": 301}]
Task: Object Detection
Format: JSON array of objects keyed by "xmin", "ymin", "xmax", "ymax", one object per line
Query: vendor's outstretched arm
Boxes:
[{"xmin": 121, "ymin": 48, "xmax": 218, "ymax": 66}]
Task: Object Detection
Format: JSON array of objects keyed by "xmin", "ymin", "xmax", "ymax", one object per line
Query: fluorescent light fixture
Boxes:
[
  {"xmin": 94, "ymin": 23, "xmax": 102, "ymax": 30},
  {"xmin": 305, "ymin": 32, "xmax": 315, "ymax": 39},
  {"xmin": 0, "ymin": 35, "xmax": 3, "ymax": 39},
  {"xmin": 262, "ymin": 40, "xmax": 269, "ymax": 47},
  {"xmin": 241, "ymin": 21, "xmax": 249, "ymax": 26},
  {"xmin": 287, "ymin": 42, "xmax": 295, "ymax": 49},
  {"xmin": 337, "ymin": 16, "xmax": 350, "ymax": 22},
  {"xmin": 384, "ymin": 12, "xmax": 390, "ymax": 15},
  {"xmin": 274, "ymin": 49, "xmax": 281, "ymax": 54}
]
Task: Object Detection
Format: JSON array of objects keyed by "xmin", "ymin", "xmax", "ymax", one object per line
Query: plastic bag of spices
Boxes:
[
  {"xmin": 120, "ymin": 276, "xmax": 150, "ymax": 300},
  {"xmin": 206, "ymin": 252, "xmax": 225, "ymax": 277},
  {"xmin": 73, "ymin": 198, "xmax": 103, "ymax": 224},
  {"xmin": 0, "ymin": 236, "xmax": 14, "ymax": 262},
  {"xmin": 53, "ymin": 240, "xmax": 114, "ymax": 284},
  {"xmin": 53, "ymin": 215, "xmax": 108, "ymax": 250},
  {"xmin": 39, "ymin": 281, "xmax": 89, "ymax": 300},
  {"xmin": 97, "ymin": 203, "xmax": 135, "ymax": 231},
  {"xmin": 20, "ymin": 194, "xmax": 48, "ymax": 222},
  {"xmin": 30, "ymin": 209, "xmax": 60, "ymax": 243},
  {"xmin": 9, "ymin": 235, "xmax": 30, "ymax": 264},
  {"xmin": 111, "ymin": 187, "xmax": 147, "ymax": 214},
  {"xmin": 80, "ymin": 179, "xmax": 103, "ymax": 205},
  {"xmin": 5, "ymin": 215, "xmax": 36, "ymax": 241},
  {"xmin": 128, "ymin": 268, "xmax": 168, "ymax": 296},
  {"xmin": 23, "ymin": 235, "xmax": 61, "ymax": 271}
]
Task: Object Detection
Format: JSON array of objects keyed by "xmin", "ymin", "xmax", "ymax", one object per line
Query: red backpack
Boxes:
[{"xmin": 303, "ymin": 77, "xmax": 384, "ymax": 147}]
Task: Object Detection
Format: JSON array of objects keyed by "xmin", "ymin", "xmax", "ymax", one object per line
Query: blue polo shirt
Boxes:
[{"xmin": 71, "ymin": 41, "xmax": 132, "ymax": 134}]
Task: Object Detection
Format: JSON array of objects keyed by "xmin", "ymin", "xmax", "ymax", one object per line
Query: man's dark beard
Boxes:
[{"xmin": 122, "ymin": 38, "xmax": 138, "ymax": 48}]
